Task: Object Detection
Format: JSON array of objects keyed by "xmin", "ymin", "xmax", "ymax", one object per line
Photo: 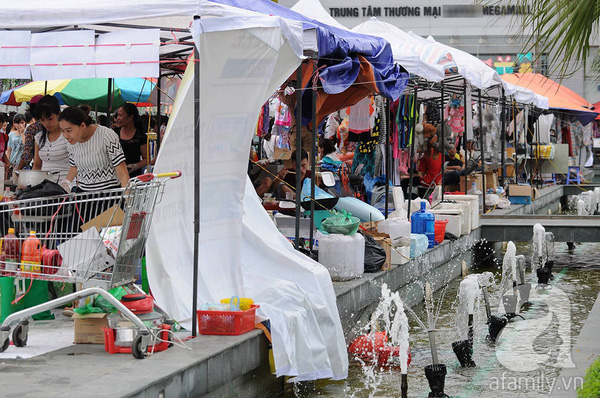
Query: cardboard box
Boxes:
[
  {"xmin": 461, "ymin": 172, "xmax": 498, "ymax": 192},
  {"xmin": 81, "ymin": 204, "xmax": 124, "ymax": 232},
  {"xmin": 485, "ymin": 171, "xmax": 498, "ymax": 191},
  {"xmin": 508, "ymin": 184, "xmax": 532, "ymax": 197},
  {"xmin": 273, "ymin": 147, "xmax": 292, "ymax": 161},
  {"xmin": 73, "ymin": 312, "xmax": 108, "ymax": 344},
  {"xmin": 372, "ymin": 234, "xmax": 392, "ymax": 271}
]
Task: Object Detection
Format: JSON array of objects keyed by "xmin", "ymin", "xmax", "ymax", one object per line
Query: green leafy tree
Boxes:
[{"xmin": 521, "ymin": 0, "xmax": 600, "ymax": 77}]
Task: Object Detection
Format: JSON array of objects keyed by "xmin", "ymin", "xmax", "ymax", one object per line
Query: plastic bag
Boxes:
[
  {"xmin": 73, "ymin": 286, "xmax": 128, "ymax": 315},
  {"xmin": 321, "ymin": 210, "xmax": 360, "ymax": 235},
  {"xmin": 497, "ymin": 198, "xmax": 511, "ymax": 209},
  {"xmin": 301, "ymin": 178, "xmax": 334, "ymax": 202},
  {"xmin": 362, "ymin": 233, "xmax": 386, "ymax": 273}
]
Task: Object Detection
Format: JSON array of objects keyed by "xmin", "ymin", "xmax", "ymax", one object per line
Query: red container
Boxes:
[
  {"xmin": 126, "ymin": 212, "xmax": 146, "ymax": 240},
  {"xmin": 2, "ymin": 228, "xmax": 20, "ymax": 262},
  {"xmin": 42, "ymin": 247, "xmax": 62, "ymax": 275},
  {"xmin": 434, "ymin": 219, "xmax": 448, "ymax": 244},
  {"xmin": 197, "ymin": 304, "xmax": 259, "ymax": 335},
  {"xmin": 377, "ymin": 346, "xmax": 412, "ymax": 368},
  {"xmin": 121, "ymin": 294, "xmax": 154, "ymax": 314},
  {"xmin": 102, "ymin": 324, "xmax": 171, "ymax": 354}
]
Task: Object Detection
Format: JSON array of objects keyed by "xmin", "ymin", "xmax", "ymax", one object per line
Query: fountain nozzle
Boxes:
[
  {"xmin": 487, "ymin": 315, "xmax": 508, "ymax": 342},
  {"xmin": 425, "ymin": 364, "xmax": 449, "ymax": 398},
  {"xmin": 401, "ymin": 373, "xmax": 408, "ymax": 398}
]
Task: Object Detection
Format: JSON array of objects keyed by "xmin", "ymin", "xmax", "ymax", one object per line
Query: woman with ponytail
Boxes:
[{"xmin": 33, "ymin": 95, "xmax": 71, "ymax": 181}]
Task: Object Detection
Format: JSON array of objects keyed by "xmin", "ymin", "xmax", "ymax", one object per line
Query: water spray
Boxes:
[
  {"xmin": 537, "ymin": 232, "xmax": 555, "ymax": 286},
  {"xmin": 452, "ymin": 275, "xmax": 478, "ymax": 367},
  {"xmin": 516, "ymin": 255, "xmax": 531, "ymax": 307},
  {"xmin": 422, "ymin": 282, "xmax": 449, "ymax": 397},
  {"xmin": 500, "ymin": 242, "xmax": 522, "ymax": 319}
]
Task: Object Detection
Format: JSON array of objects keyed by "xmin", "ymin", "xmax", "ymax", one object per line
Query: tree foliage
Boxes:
[{"xmin": 521, "ymin": 0, "xmax": 600, "ymax": 77}]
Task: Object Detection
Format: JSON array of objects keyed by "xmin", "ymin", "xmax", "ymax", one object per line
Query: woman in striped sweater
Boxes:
[{"xmin": 58, "ymin": 106, "xmax": 130, "ymax": 192}]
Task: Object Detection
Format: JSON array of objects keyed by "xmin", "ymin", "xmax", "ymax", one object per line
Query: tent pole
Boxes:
[
  {"xmin": 44, "ymin": 81, "xmax": 47, "ymax": 96},
  {"xmin": 106, "ymin": 78, "xmax": 113, "ymax": 127},
  {"xmin": 440, "ymin": 83, "xmax": 445, "ymax": 201},
  {"xmin": 156, "ymin": 75, "xmax": 162, "ymax": 157},
  {"xmin": 384, "ymin": 97, "xmax": 390, "ymax": 219},
  {"xmin": 294, "ymin": 64, "xmax": 303, "ymax": 251},
  {"xmin": 191, "ymin": 15, "xmax": 201, "ymax": 338},
  {"xmin": 500, "ymin": 87, "xmax": 506, "ymax": 185},
  {"xmin": 309, "ymin": 59, "xmax": 317, "ymax": 251},
  {"xmin": 463, "ymin": 80, "xmax": 468, "ymax": 193},
  {"xmin": 407, "ymin": 83, "xmax": 419, "ymax": 216},
  {"xmin": 479, "ymin": 89, "xmax": 485, "ymax": 214},
  {"xmin": 513, "ymin": 100, "xmax": 517, "ymax": 181}
]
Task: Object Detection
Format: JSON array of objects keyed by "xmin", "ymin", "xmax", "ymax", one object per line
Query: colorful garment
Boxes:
[
  {"xmin": 21, "ymin": 121, "xmax": 43, "ymax": 166},
  {"xmin": 347, "ymin": 97, "xmax": 372, "ymax": 133}
]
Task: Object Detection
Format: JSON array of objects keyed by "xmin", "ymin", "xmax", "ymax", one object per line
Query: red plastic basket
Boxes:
[{"xmin": 197, "ymin": 304, "xmax": 259, "ymax": 335}]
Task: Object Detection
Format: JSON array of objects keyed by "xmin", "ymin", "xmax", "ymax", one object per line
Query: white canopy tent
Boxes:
[{"xmin": 352, "ymin": 18, "xmax": 448, "ymax": 82}]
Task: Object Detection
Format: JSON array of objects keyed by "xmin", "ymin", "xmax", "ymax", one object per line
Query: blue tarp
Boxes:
[{"xmin": 208, "ymin": 0, "xmax": 408, "ymax": 101}]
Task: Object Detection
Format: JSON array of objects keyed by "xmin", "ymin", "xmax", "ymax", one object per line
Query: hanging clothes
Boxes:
[
  {"xmin": 351, "ymin": 116, "xmax": 380, "ymax": 177},
  {"xmin": 374, "ymin": 96, "xmax": 387, "ymax": 177},
  {"xmin": 347, "ymin": 97, "xmax": 372, "ymax": 133},
  {"xmin": 561, "ymin": 121, "xmax": 573, "ymax": 157}
]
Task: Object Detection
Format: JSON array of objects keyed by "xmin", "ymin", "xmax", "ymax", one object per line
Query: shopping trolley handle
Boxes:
[{"xmin": 136, "ymin": 171, "xmax": 182, "ymax": 182}]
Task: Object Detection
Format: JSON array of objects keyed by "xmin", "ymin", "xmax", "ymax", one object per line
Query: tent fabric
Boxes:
[
  {"xmin": 208, "ymin": 0, "xmax": 408, "ymax": 101},
  {"xmin": 0, "ymin": 0, "xmax": 200, "ymax": 29},
  {"xmin": 148, "ymin": 16, "xmax": 348, "ymax": 381},
  {"xmin": 503, "ymin": 81, "xmax": 549, "ymax": 109},
  {"xmin": 352, "ymin": 18, "xmax": 447, "ymax": 82},
  {"xmin": 408, "ymin": 32, "xmax": 502, "ymax": 90},
  {"xmin": 502, "ymin": 73, "xmax": 599, "ymax": 125},
  {"xmin": 290, "ymin": 0, "xmax": 349, "ymax": 31}
]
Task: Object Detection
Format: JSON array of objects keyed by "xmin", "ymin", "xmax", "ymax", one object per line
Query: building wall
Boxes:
[{"xmin": 279, "ymin": 0, "xmax": 599, "ymax": 103}]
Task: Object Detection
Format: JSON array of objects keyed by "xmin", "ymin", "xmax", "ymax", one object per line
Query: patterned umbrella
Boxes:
[{"xmin": 0, "ymin": 78, "xmax": 156, "ymax": 111}]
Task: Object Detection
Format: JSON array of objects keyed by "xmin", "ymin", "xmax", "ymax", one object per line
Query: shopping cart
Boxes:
[{"xmin": 0, "ymin": 171, "xmax": 181, "ymax": 359}]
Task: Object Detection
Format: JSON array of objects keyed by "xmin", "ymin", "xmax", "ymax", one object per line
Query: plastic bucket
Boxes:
[
  {"xmin": 434, "ymin": 219, "xmax": 448, "ymax": 244},
  {"xmin": 0, "ymin": 277, "xmax": 24, "ymax": 322}
]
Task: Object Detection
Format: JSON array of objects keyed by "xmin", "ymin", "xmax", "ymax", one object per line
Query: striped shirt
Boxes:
[
  {"xmin": 67, "ymin": 126, "xmax": 126, "ymax": 191},
  {"xmin": 35, "ymin": 131, "xmax": 71, "ymax": 181}
]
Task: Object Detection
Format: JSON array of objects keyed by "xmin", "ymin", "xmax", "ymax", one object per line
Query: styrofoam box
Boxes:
[
  {"xmin": 430, "ymin": 209, "xmax": 463, "ymax": 238},
  {"xmin": 443, "ymin": 194, "xmax": 480, "ymax": 229},
  {"xmin": 434, "ymin": 202, "xmax": 471, "ymax": 235},
  {"xmin": 317, "ymin": 232, "xmax": 365, "ymax": 281},
  {"xmin": 390, "ymin": 245, "xmax": 411, "ymax": 265}
]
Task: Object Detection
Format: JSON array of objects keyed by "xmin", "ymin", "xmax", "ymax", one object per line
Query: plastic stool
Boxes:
[{"xmin": 566, "ymin": 166, "xmax": 581, "ymax": 185}]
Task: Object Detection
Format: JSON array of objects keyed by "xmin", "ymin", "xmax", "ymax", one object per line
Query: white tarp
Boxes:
[
  {"xmin": 410, "ymin": 32, "xmax": 502, "ymax": 90},
  {"xmin": 503, "ymin": 81, "xmax": 550, "ymax": 109},
  {"xmin": 290, "ymin": 0, "xmax": 349, "ymax": 31},
  {"xmin": 147, "ymin": 15, "xmax": 348, "ymax": 381},
  {"xmin": 0, "ymin": 29, "xmax": 160, "ymax": 79},
  {"xmin": 352, "ymin": 18, "xmax": 446, "ymax": 82}
]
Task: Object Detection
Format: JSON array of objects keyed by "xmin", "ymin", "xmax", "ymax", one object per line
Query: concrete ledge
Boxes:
[
  {"xmin": 550, "ymin": 293, "xmax": 600, "ymax": 397},
  {"xmin": 0, "ymin": 328, "xmax": 282, "ymax": 398}
]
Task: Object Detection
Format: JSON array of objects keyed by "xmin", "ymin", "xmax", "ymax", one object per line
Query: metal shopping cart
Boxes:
[{"xmin": 0, "ymin": 171, "xmax": 181, "ymax": 358}]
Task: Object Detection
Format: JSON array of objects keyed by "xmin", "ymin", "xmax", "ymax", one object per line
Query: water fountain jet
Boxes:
[
  {"xmin": 422, "ymin": 282, "xmax": 449, "ymax": 397},
  {"xmin": 452, "ymin": 274, "xmax": 478, "ymax": 367},
  {"xmin": 500, "ymin": 242, "xmax": 522, "ymax": 320}
]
